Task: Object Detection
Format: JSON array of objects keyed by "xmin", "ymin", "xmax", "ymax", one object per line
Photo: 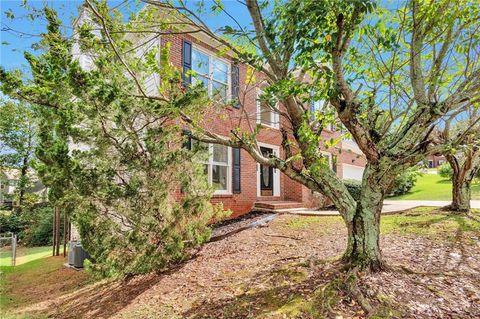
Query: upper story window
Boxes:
[
  {"xmin": 256, "ymin": 89, "xmax": 280, "ymax": 129},
  {"xmin": 192, "ymin": 47, "xmax": 229, "ymax": 101},
  {"xmin": 310, "ymin": 99, "xmax": 337, "ymax": 132}
]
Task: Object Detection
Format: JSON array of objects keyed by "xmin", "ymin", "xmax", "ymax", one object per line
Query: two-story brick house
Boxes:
[{"xmin": 73, "ymin": 5, "xmax": 367, "ymax": 219}]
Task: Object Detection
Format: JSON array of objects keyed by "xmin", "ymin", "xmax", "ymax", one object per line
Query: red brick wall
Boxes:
[
  {"xmin": 426, "ymin": 155, "xmax": 446, "ymax": 168},
  {"xmin": 164, "ymin": 33, "xmax": 366, "ymax": 217}
]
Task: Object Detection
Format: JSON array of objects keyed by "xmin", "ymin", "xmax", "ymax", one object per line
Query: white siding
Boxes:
[{"xmin": 342, "ymin": 164, "xmax": 364, "ymax": 181}]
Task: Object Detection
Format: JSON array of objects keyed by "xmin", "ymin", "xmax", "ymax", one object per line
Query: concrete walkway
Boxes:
[{"xmin": 286, "ymin": 200, "xmax": 480, "ymax": 216}]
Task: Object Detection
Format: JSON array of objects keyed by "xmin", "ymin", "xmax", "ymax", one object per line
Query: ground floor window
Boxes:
[{"xmin": 201, "ymin": 144, "xmax": 231, "ymax": 194}]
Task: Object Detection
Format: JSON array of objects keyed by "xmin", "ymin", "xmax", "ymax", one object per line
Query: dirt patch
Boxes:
[{"xmin": 6, "ymin": 210, "xmax": 480, "ymax": 318}]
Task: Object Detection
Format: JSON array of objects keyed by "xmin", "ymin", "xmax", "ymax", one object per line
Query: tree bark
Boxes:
[
  {"xmin": 63, "ymin": 211, "xmax": 68, "ymax": 257},
  {"xmin": 17, "ymin": 155, "xmax": 29, "ymax": 210},
  {"xmin": 451, "ymin": 177, "xmax": 471, "ymax": 212},
  {"xmin": 446, "ymin": 152, "xmax": 479, "ymax": 213},
  {"xmin": 55, "ymin": 207, "xmax": 61, "ymax": 256},
  {"xmin": 341, "ymin": 164, "xmax": 392, "ymax": 271},
  {"xmin": 52, "ymin": 208, "xmax": 56, "ymax": 257}
]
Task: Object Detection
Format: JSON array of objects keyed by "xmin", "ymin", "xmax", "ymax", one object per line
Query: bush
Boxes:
[
  {"xmin": 343, "ymin": 179, "xmax": 362, "ymax": 201},
  {"xmin": 0, "ymin": 210, "xmax": 25, "ymax": 234},
  {"xmin": 438, "ymin": 163, "xmax": 453, "ymax": 180},
  {"xmin": 388, "ymin": 167, "xmax": 422, "ymax": 196},
  {"xmin": 21, "ymin": 206, "xmax": 60, "ymax": 247},
  {"xmin": 0, "ymin": 206, "xmax": 60, "ymax": 247}
]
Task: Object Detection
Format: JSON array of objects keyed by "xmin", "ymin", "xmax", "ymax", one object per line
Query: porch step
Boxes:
[{"xmin": 254, "ymin": 201, "xmax": 306, "ymax": 211}]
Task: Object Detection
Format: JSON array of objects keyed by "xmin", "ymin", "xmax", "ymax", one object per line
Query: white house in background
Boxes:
[
  {"xmin": 0, "ymin": 168, "xmax": 47, "ymax": 207},
  {"xmin": 340, "ymin": 138, "xmax": 365, "ymax": 181}
]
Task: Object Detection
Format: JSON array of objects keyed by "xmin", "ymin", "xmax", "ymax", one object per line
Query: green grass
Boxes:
[
  {"xmin": 0, "ymin": 246, "xmax": 51, "ymax": 267},
  {"xmin": 390, "ymin": 173, "xmax": 480, "ymax": 200},
  {"xmin": 0, "ymin": 246, "xmax": 53, "ymax": 311},
  {"xmin": 381, "ymin": 207, "xmax": 480, "ymax": 240},
  {"xmin": 285, "ymin": 215, "xmax": 342, "ymax": 230}
]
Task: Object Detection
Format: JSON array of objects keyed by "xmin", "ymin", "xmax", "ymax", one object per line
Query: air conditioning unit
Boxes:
[
  {"xmin": 71, "ymin": 241, "xmax": 90, "ymax": 268},
  {"xmin": 68, "ymin": 241, "xmax": 77, "ymax": 265}
]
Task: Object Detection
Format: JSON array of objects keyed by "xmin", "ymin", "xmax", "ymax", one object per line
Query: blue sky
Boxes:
[
  {"xmin": 1, "ymin": 0, "xmax": 84, "ymax": 71},
  {"xmin": 0, "ymin": 0, "xmax": 252, "ymax": 72}
]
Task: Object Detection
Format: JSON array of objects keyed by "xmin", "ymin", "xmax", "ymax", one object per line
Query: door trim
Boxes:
[{"xmin": 256, "ymin": 142, "xmax": 280, "ymax": 197}]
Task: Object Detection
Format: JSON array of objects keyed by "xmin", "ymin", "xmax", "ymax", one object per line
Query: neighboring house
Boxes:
[
  {"xmin": 0, "ymin": 168, "xmax": 47, "ymax": 208},
  {"xmin": 72, "ymin": 5, "xmax": 367, "ymax": 218},
  {"xmin": 0, "ymin": 169, "xmax": 17, "ymax": 207},
  {"xmin": 426, "ymin": 155, "xmax": 446, "ymax": 169}
]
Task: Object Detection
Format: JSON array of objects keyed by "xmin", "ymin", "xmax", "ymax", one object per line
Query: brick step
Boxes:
[{"xmin": 254, "ymin": 201, "xmax": 305, "ymax": 210}]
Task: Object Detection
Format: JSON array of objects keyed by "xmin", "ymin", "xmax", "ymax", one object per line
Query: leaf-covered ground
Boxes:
[{"xmin": 3, "ymin": 208, "xmax": 480, "ymax": 319}]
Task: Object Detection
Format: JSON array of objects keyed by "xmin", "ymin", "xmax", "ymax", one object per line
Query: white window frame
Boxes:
[
  {"xmin": 321, "ymin": 151, "xmax": 333, "ymax": 170},
  {"xmin": 256, "ymin": 88, "xmax": 280, "ymax": 129},
  {"xmin": 200, "ymin": 143, "xmax": 232, "ymax": 195},
  {"xmin": 191, "ymin": 46, "xmax": 231, "ymax": 101}
]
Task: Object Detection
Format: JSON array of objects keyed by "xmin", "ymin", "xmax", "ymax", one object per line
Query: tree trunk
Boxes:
[
  {"xmin": 55, "ymin": 207, "xmax": 61, "ymax": 256},
  {"xmin": 342, "ymin": 164, "xmax": 392, "ymax": 272},
  {"xmin": 63, "ymin": 211, "xmax": 68, "ymax": 257},
  {"xmin": 446, "ymin": 153, "xmax": 477, "ymax": 213},
  {"xmin": 18, "ymin": 155, "xmax": 29, "ymax": 209},
  {"xmin": 52, "ymin": 208, "xmax": 57, "ymax": 256},
  {"xmin": 450, "ymin": 178, "xmax": 471, "ymax": 212}
]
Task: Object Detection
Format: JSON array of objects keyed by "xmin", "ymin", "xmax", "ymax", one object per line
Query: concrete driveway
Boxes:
[
  {"xmin": 287, "ymin": 200, "xmax": 480, "ymax": 216},
  {"xmin": 382, "ymin": 200, "xmax": 480, "ymax": 212}
]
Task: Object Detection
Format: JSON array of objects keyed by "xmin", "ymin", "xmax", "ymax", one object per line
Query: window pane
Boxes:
[
  {"xmin": 212, "ymin": 58, "xmax": 228, "ymax": 83},
  {"xmin": 212, "ymin": 81, "xmax": 227, "ymax": 101},
  {"xmin": 260, "ymin": 102, "xmax": 273, "ymax": 126},
  {"xmin": 212, "ymin": 144, "xmax": 228, "ymax": 163},
  {"xmin": 192, "ymin": 49, "xmax": 209, "ymax": 75},
  {"xmin": 192, "ymin": 75, "xmax": 209, "ymax": 89},
  {"xmin": 311, "ymin": 100, "xmax": 325, "ymax": 112},
  {"xmin": 212, "ymin": 165, "xmax": 228, "ymax": 191}
]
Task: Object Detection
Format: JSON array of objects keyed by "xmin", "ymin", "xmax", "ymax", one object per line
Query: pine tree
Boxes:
[{"xmin": 0, "ymin": 6, "xmax": 226, "ymax": 277}]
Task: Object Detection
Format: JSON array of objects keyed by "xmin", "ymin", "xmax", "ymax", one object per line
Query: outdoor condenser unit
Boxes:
[
  {"xmin": 68, "ymin": 241, "xmax": 77, "ymax": 265},
  {"xmin": 72, "ymin": 241, "xmax": 90, "ymax": 268}
]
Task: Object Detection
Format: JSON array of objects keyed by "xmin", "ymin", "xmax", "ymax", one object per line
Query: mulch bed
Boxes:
[
  {"xmin": 7, "ymin": 213, "xmax": 480, "ymax": 319},
  {"xmin": 211, "ymin": 211, "xmax": 277, "ymax": 241}
]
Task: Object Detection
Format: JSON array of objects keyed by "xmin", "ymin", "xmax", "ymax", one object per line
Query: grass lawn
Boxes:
[
  {"xmin": 0, "ymin": 246, "xmax": 52, "ymax": 267},
  {"xmin": 0, "ymin": 254, "xmax": 88, "ymax": 314},
  {"xmin": 390, "ymin": 172, "xmax": 480, "ymax": 200}
]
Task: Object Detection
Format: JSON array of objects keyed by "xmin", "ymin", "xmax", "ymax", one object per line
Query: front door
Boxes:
[{"xmin": 260, "ymin": 147, "xmax": 274, "ymax": 196}]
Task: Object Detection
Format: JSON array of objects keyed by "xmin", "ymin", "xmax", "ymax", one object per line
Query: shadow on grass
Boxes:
[
  {"xmin": 436, "ymin": 179, "xmax": 452, "ymax": 184},
  {"xmin": 18, "ymin": 246, "xmax": 51, "ymax": 257}
]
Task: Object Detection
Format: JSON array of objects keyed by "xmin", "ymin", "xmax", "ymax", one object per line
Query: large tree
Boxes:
[
  {"xmin": 0, "ymin": 100, "xmax": 37, "ymax": 208},
  {"xmin": 437, "ymin": 107, "xmax": 480, "ymax": 212},
  {"xmin": 2, "ymin": 0, "xmax": 479, "ymax": 272},
  {"xmin": 137, "ymin": 0, "xmax": 478, "ymax": 271},
  {"xmin": 0, "ymin": 6, "xmax": 225, "ymax": 276}
]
